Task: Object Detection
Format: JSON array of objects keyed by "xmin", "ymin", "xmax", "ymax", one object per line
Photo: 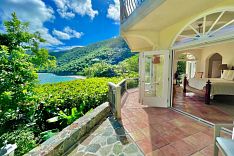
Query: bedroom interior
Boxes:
[{"xmin": 173, "ymin": 41, "xmax": 234, "ymax": 124}]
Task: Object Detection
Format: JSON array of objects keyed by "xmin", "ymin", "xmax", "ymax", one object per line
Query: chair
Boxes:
[{"xmin": 214, "ymin": 123, "xmax": 234, "ymax": 156}]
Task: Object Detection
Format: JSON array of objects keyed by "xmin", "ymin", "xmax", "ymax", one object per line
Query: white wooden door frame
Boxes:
[{"xmin": 139, "ymin": 50, "xmax": 172, "ymax": 108}]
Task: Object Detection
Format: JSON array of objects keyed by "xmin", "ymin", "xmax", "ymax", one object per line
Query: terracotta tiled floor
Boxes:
[
  {"xmin": 120, "ymin": 89, "xmax": 232, "ymax": 156},
  {"xmin": 173, "ymin": 86, "xmax": 234, "ymax": 124}
]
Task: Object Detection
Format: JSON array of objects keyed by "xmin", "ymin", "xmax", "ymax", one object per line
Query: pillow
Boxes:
[
  {"xmin": 221, "ymin": 70, "xmax": 229, "ymax": 79},
  {"xmin": 230, "ymin": 70, "xmax": 234, "ymax": 80},
  {"xmin": 225, "ymin": 70, "xmax": 234, "ymax": 81},
  {"xmin": 194, "ymin": 72, "xmax": 203, "ymax": 78}
]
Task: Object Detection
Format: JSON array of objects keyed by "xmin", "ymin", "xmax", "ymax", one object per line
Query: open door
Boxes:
[{"xmin": 139, "ymin": 51, "xmax": 171, "ymax": 107}]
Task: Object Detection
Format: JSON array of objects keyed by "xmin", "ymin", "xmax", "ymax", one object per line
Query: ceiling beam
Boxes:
[
  {"xmin": 207, "ymin": 11, "xmax": 225, "ymax": 35},
  {"xmin": 203, "ymin": 16, "xmax": 206, "ymax": 36},
  {"xmin": 189, "ymin": 25, "xmax": 201, "ymax": 37},
  {"xmin": 210, "ymin": 19, "xmax": 234, "ymax": 36},
  {"xmin": 178, "ymin": 35, "xmax": 197, "ymax": 39}
]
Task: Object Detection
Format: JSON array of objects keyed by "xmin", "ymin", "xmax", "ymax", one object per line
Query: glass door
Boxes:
[{"xmin": 140, "ymin": 51, "xmax": 171, "ymax": 107}]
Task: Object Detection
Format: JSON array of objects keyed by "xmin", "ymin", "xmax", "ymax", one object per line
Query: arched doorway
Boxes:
[{"xmin": 207, "ymin": 53, "xmax": 222, "ymax": 78}]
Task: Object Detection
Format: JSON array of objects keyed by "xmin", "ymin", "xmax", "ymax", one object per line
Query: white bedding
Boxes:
[{"xmin": 188, "ymin": 78, "xmax": 234, "ymax": 96}]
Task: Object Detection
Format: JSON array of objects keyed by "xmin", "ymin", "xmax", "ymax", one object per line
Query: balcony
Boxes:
[{"xmin": 120, "ymin": 0, "xmax": 146, "ymax": 23}]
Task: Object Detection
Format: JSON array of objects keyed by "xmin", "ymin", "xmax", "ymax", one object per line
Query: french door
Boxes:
[{"xmin": 139, "ymin": 50, "xmax": 172, "ymax": 107}]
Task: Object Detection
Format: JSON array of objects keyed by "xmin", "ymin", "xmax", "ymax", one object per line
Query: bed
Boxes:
[{"xmin": 183, "ymin": 70, "xmax": 234, "ymax": 104}]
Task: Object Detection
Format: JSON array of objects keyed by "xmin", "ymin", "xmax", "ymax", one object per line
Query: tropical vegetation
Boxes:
[
  {"xmin": 84, "ymin": 55, "xmax": 139, "ymax": 78},
  {"xmin": 0, "ymin": 77, "xmax": 122, "ymax": 156},
  {"xmin": 176, "ymin": 54, "xmax": 186, "ymax": 84},
  {"xmin": 0, "ymin": 13, "xmax": 55, "ymax": 155},
  {"xmin": 49, "ymin": 37, "xmax": 135, "ymax": 76},
  {"xmin": 0, "ymin": 13, "xmax": 139, "ymax": 156}
]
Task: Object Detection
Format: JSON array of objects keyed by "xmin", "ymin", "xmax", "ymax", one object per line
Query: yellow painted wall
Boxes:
[
  {"xmin": 200, "ymin": 41, "xmax": 234, "ymax": 77},
  {"xmin": 173, "ymin": 41, "xmax": 234, "ymax": 78},
  {"xmin": 173, "ymin": 49, "xmax": 202, "ymax": 76}
]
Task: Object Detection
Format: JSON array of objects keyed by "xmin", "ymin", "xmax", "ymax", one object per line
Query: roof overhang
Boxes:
[{"xmin": 121, "ymin": 0, "xmax": 234, "ymax": 51}]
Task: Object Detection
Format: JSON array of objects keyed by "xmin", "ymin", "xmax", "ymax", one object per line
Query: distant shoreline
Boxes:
[
  {"xmin": 66, "ymin": 75, "xmax": 86, "ymax": 79},
  {"xmin": 38, "ymin": 72, "xmax": 86, "ymax": 79}
]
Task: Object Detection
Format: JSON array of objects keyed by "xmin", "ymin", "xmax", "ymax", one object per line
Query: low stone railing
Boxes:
[
  {"xmin": 25, "ymin": 102, "xmax": 110, "ymax": 156},
  {"xmin": 108, "ymin": 78, "xmax": 139, "ymax": 119}
]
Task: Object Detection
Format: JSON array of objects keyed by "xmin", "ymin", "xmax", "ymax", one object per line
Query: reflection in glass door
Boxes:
[
  {"xmin": 144, "ymin": 55, "xmax": 164, "ymax": 97},
  {"xmin": 140, "ymin": 51, "xmax": 170, "ymax": 107}
]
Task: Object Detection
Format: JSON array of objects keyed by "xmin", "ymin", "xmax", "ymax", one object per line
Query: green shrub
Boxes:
[
  {"xmin": 36, "ymin": 77, "xmax": 121, "ymax": 108},
  {"xmin": 40, "ymin": 129, "xmax": 59, "ymax": 141},
  {"xmin": 0, "ymin": 77, "xmax": 123, "ymax": 156},
  {"xmin": 127, "ymin": 79, "xmax": 139, "ymax": 89},
  {"xmin": 0, "ymin": 127, "xmax": 37, "ymax": 156},
  {"xmin": 34, "ymin": 77, "xmax": 122, "ymax": 130}
]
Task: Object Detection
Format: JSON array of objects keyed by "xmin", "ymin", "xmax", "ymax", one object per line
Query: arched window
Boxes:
[{"xmin": 173, "ymin": 11, "xmax": 234, "ymax": 49}]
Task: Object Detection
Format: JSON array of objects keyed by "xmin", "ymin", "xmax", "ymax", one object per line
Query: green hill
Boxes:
[{"xmin": 49, "ymin": 37, "xmax": 135, "ymax": 75}]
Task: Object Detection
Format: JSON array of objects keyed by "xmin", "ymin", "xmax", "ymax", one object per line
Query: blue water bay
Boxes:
[{"xmin": 38, "ymin": 73, "xmax": 84, "ymax": 84}]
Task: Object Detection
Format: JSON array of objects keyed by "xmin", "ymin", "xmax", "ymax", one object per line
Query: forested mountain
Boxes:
[{"xmin": 49, "ymin": 37, "xmax": 135, "ymax": 75}]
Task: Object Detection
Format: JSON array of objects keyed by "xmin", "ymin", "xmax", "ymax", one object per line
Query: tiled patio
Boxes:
[
  {"xmin": 66, "ymin": 88, "xmax": 232, "ymax": 156},
  {"xmin": 67, "ymin": 115, "xmax": 143, "ymax": 156},
  {"xmin": 120, "ymin": 89, "xmax": 232, "ymax": 156},
  {"xmin": 173, "ymin": 86, "xmax": 234, "ymax": 124}
]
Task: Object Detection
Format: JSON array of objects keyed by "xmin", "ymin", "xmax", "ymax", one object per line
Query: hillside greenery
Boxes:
[
  {"xmin": 84, "ymin": 55, "xmax": 139, "ymax": 78},
  {"xmin": 49, "ymin": 37, "xmax": 135, "ymax": 75},
  {"xmin": 0, "ymin": 13, "xmax": 139, "ymax": 156}
]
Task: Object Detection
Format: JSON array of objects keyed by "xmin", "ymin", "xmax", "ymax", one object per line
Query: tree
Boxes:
[
  {"xmin": 0, "ymin": 12, "xmax": 56, "ymax": 68},
  {"xmin": 84, "ymin": 62, "xmax": 118, "ymax": 77},
  {"xmin": 0, "ymin": 13, "xmax": 56, "ymax": 127},
  {"xmin": 177, "ymin": 54, "xmax": 186, "ymax": 75},
  {"xmin": 119, "ymin": 55, "xmax": 139, "ymax": 73}
]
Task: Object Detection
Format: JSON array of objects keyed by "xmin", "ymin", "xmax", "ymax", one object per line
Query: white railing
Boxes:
[
  {"xmin": 120, "ymin": 0, "xmax": 146, "ymax": 23},
  {"xmin": 108, "ymin": 78, "xmax": 139, "ymax": 119}
]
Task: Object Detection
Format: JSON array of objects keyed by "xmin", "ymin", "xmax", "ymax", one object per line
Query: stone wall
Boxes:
[{"xmin": 25, "ymin": 102, "xmax": 110, "ymax": 156}]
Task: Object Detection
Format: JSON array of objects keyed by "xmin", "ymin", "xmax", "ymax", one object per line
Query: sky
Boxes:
[{"xmin": 0, "ymin": 0, "xmax": 120, "ymax": 51}]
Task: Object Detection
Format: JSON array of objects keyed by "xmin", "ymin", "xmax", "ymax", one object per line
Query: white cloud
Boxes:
[
  {"xmin": 64, "ymin": 27, "xmax": 83, "ymax": 38},
  {"xmin": 107, "ymin": 0, "xmax": 120, "ymax": 23},
  {"xmin": 53, "ymin": 0, "xmax": 98, "ymax": 20},
  {"xmin": 53, "ymin": 26, "xmax": 83, "ymax": 40},
  {"xmin": 52, "ymin": 45, "xmax": 84, "ymax": 52},
  {"xmin": 0, "ymin": 0, "xmax": 63, "ymax": 46},
  {"xmin": 52, "ymin": 29, "xmax": 71, "ymax": 40}
]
